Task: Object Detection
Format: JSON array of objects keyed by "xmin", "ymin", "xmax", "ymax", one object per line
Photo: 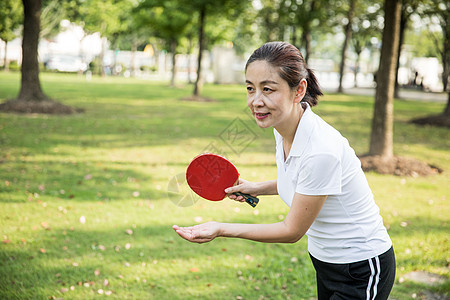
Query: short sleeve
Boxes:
[{"xmin": 295, "ymin": 153, "xmax": 342, "ymax": 195}]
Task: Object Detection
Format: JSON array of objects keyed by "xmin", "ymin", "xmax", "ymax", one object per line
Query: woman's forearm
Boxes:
[
  {"xmin": 218, "ymin": 194, "xmax": 326, "ymax": 243},
  {"xmin": 218, "ymin": 221, "xmax": 300, "ymax": 243},
  {"xmin": 256, "ymin": 180, "xmax": 278, "ymax": 195},
  {"xmin": 173, "ymin": 194, "xmax": 326, "ymax": 245}
]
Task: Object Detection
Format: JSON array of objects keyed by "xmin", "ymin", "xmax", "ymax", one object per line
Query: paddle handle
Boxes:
[{"xmin": 234, "ymin": 192, "xmax": 259, "ymax": 208}]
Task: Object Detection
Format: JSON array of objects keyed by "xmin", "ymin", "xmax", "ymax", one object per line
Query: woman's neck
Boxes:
[
  {"xmin": 276, "ymin": 104, "xmax": 304, "ymax": 160},
  {"xmin": 276, "ymin": 104, "xmax": 304, "ymax": 145}
]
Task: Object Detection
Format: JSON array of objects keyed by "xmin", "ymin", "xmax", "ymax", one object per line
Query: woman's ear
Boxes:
[{"xmin": 294, "ymin": 79, "xmax": 307, "ymax": 103}]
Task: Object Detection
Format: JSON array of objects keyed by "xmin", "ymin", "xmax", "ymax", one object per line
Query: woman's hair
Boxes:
[{"xmin": 245, "ymin": 41, "xmax": 322, "ymax": 107}]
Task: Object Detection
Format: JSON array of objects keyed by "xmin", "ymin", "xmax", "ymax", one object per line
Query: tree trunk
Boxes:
[
  {"xmin": 170, "ymin": 39, "xmax": 177, "ymax": 87},
  {"xmin": 338, "ymin": 0, "xmax": 355, "ymax": 93},
  {"xmin": 193, "ymin": 7, "xmax": 206, "ymax": 97},
  {"xmin": 439, "ymin": 1, "xmax": 449, "ymax": 93},
  {"xmin": 3, "ymin": 41, "xmax": 9, "ymax": 72},
  {"xmin": 99, "ymin": 36, "xmax": 106, "ymax": 77},
  {"xmin": 394, "ymin": 8, "xmax": 407, "ymax": 99},
  {"xmin": 300, "ymin": 1, "xmax": 316, "ymax": 64},
  {"xmin": 444, "ymin": 92, "xmax": 450, "ymax": 116},
  {"xmin": 131, "ymin": 41, "xmax": 137, "ymax": 77},
  {"xmin": 369, "ymin": 0, "xmax": 402, "ymax": 158},
  {"xmin": 291, "ymin": 25, "xmax": 297, "ymax": 49},
  {"xmin": 17, "ymin": 0, "xmax": 48, "ymax": 102},
  {"xmin": 187, "ymin": 34, "xmax": 193, "ymax": 84},
  {"xmin": 78, "ymin": 34, "xmax": 87, "ymax": 73},
  {"xmin": 441, "ymin": 32, "xmax": 449, "ymax": 93},
  {"xmin": 0, "ymin": 0, "xmax": 79, "ymax": 113},
  {"xmin": 112, "ymin": 48, "xmax": 118, "ymax": 76},
  {"xmin": 442, "ymin": 54, "xmax": 449, "ymax": 93},
  {"xmin": 301, "ymin": 25, "xmax": 312, "ymax": 64},
  {"xmin": 354, "ymin": 51, "xmax": 361, "ymax": 88}
]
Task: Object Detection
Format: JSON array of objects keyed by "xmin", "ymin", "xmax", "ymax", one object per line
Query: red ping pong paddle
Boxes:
[{"xmin": 186, "ymin": 153, "xmax": 259, "ymax": 207}]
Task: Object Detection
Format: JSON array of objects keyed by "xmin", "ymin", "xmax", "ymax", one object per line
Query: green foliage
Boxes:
[
  {"xmin": 0, "ymin": 72, "xmax": 449, "ymax": 299},
  {"xmin": 229, "ymin": 6, "xmax": 261, "ymax": 55},
  {"xmin": 251, "ymin": 0, "xmax": 383, "ymax": 61},
  {"xmin": 134, "ymin": 0, "xmax": 253, "ymax": 55},
  {"xmin": 255, "ymin": 0, "xmax": 286, "ymax": 42},
  {"xmin": 188, "ymin": 0, "xmax": 253, "ymax": 50},
  {"xmin": 0, "ymin": 0, "xmax": 22, "ymax": 43},
  {"xmin": 109, "ymin": 6, "xmax": 147, "ymax": 52},
  {"xmin": 40, "ymin": 0, "xmax": 65, "ymax": 39},
  {"xmin": 350, "ymin": 1, "xmax": 383, "ymax": 54},
  {"xmin": 414, "ymin": 1, "xmax": 449, "ymax": 63},
  {"xmin": 64, "ymin": 0, "xmax": 134, "ymax": 38},
  {"xmin": 405, "ymin": 28, "xmax": 441, "ymax": 58},
  {"xmin": 134, "ymin": 0, "xmax": 193, "ymax": 53}
]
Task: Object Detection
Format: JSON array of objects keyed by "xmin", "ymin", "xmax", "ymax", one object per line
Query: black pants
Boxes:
[{"xmin": 310, "ymin": 247, "xmax": 396, "ymax": 300}]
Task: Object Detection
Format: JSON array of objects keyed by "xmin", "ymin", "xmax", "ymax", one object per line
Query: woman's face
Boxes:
[{"xmin": 245, "ymin": 60, "xmax": 300, "ymax": 130}]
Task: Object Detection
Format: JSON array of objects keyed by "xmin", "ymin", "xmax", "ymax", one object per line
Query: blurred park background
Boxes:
[
  {"xmin": 0, "ymin": 0, "xmax": 449, "ymax": 94},
  {"xmin": 0, "ymin": 0, "xmax": 449, "ymax": 299}
]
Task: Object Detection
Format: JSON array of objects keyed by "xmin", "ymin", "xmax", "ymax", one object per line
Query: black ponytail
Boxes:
[{"xmin": 302, "ymin": 68, "xmax": 323, "ymax": 107}]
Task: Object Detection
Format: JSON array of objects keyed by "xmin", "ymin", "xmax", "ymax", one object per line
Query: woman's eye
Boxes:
[
  {"xmin": 246, "ymin": 86, "xmax": 254, "ymax": 92},
  {"xmin": 263, "ymin": 87, "xmax": 273, "ymax": 92}
]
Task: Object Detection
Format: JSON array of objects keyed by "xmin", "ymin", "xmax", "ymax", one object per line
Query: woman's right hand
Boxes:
[{"xmin": 224, "ymin": 178, "xmax": 260, "ymax": 203}]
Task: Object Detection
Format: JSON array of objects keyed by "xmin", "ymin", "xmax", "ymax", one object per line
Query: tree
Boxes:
[
  {"xmin": 225, "ymin": 6, "xmax": 260, "ymax": 57},
  {"xmin": 17, "ymin": 0, "xmax": 46, "ymax": 101},
  {"xmin": 64, "ymin": 0, "xmax": 131, "ymax": 77},
  {"xmin": 110, "ymin": 17, "xmax": 149, "ymax": 77},
  {"xmin": 0, "ymin": 0, "xmax": 22, "ymax": 71},
  {"xmin": 410, "ymin": 0, "xmax": 450, "ymax": 127},
  {"xmin": 192, "ymin": 5, "xmax": 206, "ymax": 97},
  {"xmin": 186, "ymin": 0, "xmax": 251, "ymax": 98},
  {"xmin": 337, "ymin": 0, "xmax": 356, "ymax": 93},
  {"xmin": 40, "ymin": 0, "xmax": 65, "ymax": 39},
  {"xmin": 440, "ymin": 0, "xmax": 450, "ymax": 118},
  {"xmin": 360, "ymin": 0, "xmax": 440, "ymax": 176},
  {"xmin": 294, "ymin": 0, "xmax": 329, "ymax": 64},
  {"xmin": 420, "ymin": 0, "xmax": 449, "ymax": 94},
  {"xmin": 135, "ymin": 0, "xmax": 192, "ymax": 86},
  {"xmin": 256, "ymin": 0, "xmax": 283, "ymax": 43},
  {"xmin": 184, "ymin": 26, "xmax": 197, "ymax": 84},
  {"xmin": 254, "ymin": 0, "xmax": 329, "ymax": 64},
  {"xmin": 350, "ymin": 2, "xmax": 382, "ymax": 87},
  {"xmin": 0, "ymin": 0, "xmax": 78, "ymax": 114},
  {"xmin": 368, "ymin": 0, "xmax": 402, "ymax": 158},
  {"xmin": 393, "ymin": 0, "xmax": 421, "ymax": 98}
]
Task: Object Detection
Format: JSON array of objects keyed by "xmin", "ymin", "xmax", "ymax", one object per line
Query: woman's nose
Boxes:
[{"xmin": 252, "ymin": 91, "xmax": 264, "ymax": 107}]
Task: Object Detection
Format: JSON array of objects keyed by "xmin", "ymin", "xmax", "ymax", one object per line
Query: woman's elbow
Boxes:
[
  {"xmin": 289, "ymin": 235, "xmax": 304, "ymax": 243},
  {"xmin": 280, "ymin": 222, "xmax": 305, "ymax": 243},
  {"xmin": 282, "ymin": 232, "xmax": 304, "ymax": 244}
]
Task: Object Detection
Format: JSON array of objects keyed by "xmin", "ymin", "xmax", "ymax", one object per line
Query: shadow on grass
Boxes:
[
  {"xmin": 0, "ymin": 102, "xmax": 267, "ymax": 152},
  {"xmin": 388, "ymin": 217, "xmax": 449, "ymax": 237},
  {"xmin": 0, "ymin": 159, "xmax": 166, "ymax": 203},
  {"xmin": 0, "ymin": 224, "xmax": 317, "ymax": 299}
]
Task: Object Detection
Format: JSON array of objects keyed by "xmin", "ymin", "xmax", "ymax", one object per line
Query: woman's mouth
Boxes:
[{"xmin": 255, "ymin": 112, "xmax": 270, "ymax": 120}]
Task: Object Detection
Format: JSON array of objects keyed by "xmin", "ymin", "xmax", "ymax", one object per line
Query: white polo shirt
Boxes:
[{"xmin": 275, "ymin": 104, "xmax": 392, "ymax": 264}]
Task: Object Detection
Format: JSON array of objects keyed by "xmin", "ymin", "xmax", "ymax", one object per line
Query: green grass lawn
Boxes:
[{"xmin": 0, "ymin": 72, "xmax": 449, "ymax": 299}]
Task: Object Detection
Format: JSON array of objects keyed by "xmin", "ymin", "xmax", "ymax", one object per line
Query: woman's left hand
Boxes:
[{"xmin": 173, "ymin": 222, "xmax": 221, "ymax": 243}]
